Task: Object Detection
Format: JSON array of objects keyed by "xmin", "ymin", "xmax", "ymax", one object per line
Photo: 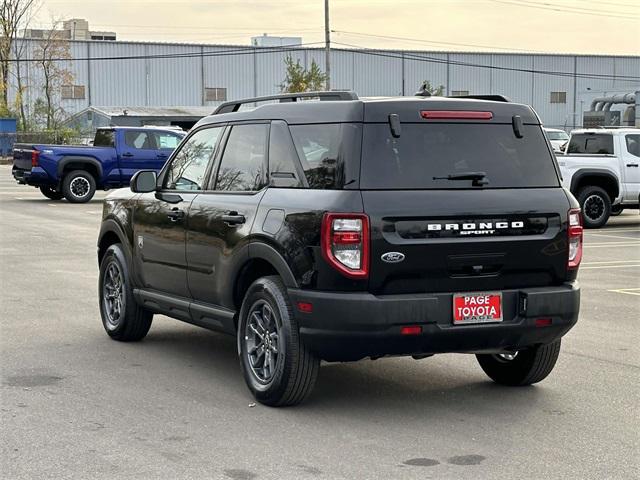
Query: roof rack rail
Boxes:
[
  {"xmin": 213, "ymin": 91, "xmax": 359, "ymax": 115},
  {"xmin": 448, "ymin": 95, "xmax": 511, "ymax": 102}
]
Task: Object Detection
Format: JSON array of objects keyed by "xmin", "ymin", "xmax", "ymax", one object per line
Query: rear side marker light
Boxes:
[
  {"xmin": 400, "ymin": 326, "xmax": 422, "ymax": 336},
  {"xmin": 297, "ymin": 302, "xmax": 313, "ymax": 313},
  {"xmin": 420, "ymin": 110, "xmax": 493, "ymax": 120},
  {"xmin": 535, "ymin": 318, "xmax": 553, "ymax": 327},
  {"xmin": 321, "ymin": 213, "xmax": 369, "ymax": 279},
  {"xmin": 567, "ymin": 208, "xmax": 583, "ymax": 269},
  {"xmin": 31, "ymin": 150, "xmax": 40, "ymax": 167}
]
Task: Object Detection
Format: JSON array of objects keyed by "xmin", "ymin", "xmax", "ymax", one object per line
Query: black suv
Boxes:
[{"xmin": 97, "ymin": 91, "xmax": 582, "ymax": 406}]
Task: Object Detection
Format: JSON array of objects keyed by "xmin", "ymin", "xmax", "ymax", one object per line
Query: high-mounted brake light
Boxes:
[
  {"xmin": 321, "ymin": 213, "xmax": 369, "ymax": 279},
  {"xmin": 31, "ymin": 150, "xmax": 40, "ymax": 168},
  {"xmin": 567, "ymin": 208, "xmax": 583, "ymax": 269},
  {"xmin": 420, "ymin": 110, "xmax": 493, "ymax": 120}
]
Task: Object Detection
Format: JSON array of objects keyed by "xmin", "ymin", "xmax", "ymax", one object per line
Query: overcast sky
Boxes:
[{"xmin": 32, "ymin": 0, "xmax": 640, "ymax": 55}]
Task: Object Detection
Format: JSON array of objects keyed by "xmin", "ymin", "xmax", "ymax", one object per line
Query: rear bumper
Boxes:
[
  {"xmin": 12, "ymin": 166, "xmax": 53, "ymax": 186},
  {"xmin": 288, "ymin": 282, "xmax": 580, "ymax": 361}
]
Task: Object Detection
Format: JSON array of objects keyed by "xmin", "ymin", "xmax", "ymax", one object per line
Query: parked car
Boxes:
[
  {"xmin": 544, "ymin": 127, "xmax": 569, "ymax": 152},
  {"xmin": 97, "ymin": 91, "xmax": 581, "ymax": 406},
  {"xmin": 557, "ymin": 128, "xmax": 640, "ymax": 227},
  {"xmin": 12, "ymin": 126, "xmax": 185, "ymax": 203}
]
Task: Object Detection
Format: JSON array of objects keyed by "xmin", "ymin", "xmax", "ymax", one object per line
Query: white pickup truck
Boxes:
[{"xmin": 557, "ymin": 128, "xmax": 640, "ymax": 228}]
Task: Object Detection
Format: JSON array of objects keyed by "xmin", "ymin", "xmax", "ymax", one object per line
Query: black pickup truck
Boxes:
[{"xmin": 97, "ymin": 91, "xmax": 582, "ymax": 406}]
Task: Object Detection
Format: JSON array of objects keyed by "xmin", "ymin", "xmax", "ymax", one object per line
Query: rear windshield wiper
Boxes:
[{"xmin": 433, "ymin": 171, "xmax": 489, "ymax": 186}]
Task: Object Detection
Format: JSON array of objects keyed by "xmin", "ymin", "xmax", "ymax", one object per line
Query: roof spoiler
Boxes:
[
  {"xmin": 213, "ymin": 91, "xmax": 359, "ymax": 115},
  {"xmin": 448, "ymin": 95, "xmax": 511, "ymax": 103}
]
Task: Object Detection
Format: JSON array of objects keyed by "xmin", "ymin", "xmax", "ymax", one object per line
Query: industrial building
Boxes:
[{"xmin": 7, "ymin": 37, "xmax": 640, "ymax": 132}]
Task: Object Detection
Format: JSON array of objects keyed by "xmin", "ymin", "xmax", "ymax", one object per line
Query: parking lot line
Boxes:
[
  {"xmin": 581, "ymin": 264, "xmax": 640, "ymax": 270},
  {"xmin": 586, "ymin": 232, "xmax": 640, "ymax": 240},
  {"xmin": 607, "ymin": 288, "xmax": 640, "ymax": 296},
  {"xmin": 582, "ymin": 260, "xmax": 640, "ymax": 265},
  {"xmin": 584, "ymin": 243, "xmax": 640, "ymax": 248}
]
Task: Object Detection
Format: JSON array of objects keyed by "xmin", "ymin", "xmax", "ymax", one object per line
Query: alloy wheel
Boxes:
[
  {"xmin": 583, "ymin": 194, "xmax": 606, "ymax": 222},
  {"xmin": 70, "ymin": 177, "xmax": 91, "ymax": 199},
  {"xmin": 103, "ymin": 261, "xmax": 124, "ymax": 329},
  {"xmin": 244, "ymin": 300, "xmax": 281, "ymax": 384}
]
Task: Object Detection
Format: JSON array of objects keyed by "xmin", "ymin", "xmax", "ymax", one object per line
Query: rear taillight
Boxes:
[
  {"xmin": 568, "ymin": 208, "xmax": 583, "ymax": 269},
  {"xmin": 31, "ymin": 150, "xmax": 39, "ymax": 167},
  {"xmin": 321, "ymin": 213, "xmax": 369, "ymax": 279}
]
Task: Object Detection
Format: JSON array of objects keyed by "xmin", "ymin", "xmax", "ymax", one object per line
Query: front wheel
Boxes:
[
  {"xmin": 99, "ymin": 243, "xmax": 153, "ymax": 341},
  {"xmin": 610, "ymin": 204, "xmax": 623, "ymax": 216},
  {"xmin": 62, "ymin": 170, "xmax": 96, "ymax": 203},
  {"xmin": 476, "ymin": 340, "xmax": 561, "ymax": 386},
  {"xmin": 39, "ymin": 186, "xmax": 64, "ymax": 200},
  {"xmin": 238, "ymin": 276, "xmax": 319, "ymax": 407},
  {"xmin": 577, "ymin": 186, "xmax": 611, "ymax": 228}
]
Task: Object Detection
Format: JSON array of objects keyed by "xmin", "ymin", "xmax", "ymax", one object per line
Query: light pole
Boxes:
[{"xmin": 324, "ymin": 0, "xmax": 331, "ymax": 91}]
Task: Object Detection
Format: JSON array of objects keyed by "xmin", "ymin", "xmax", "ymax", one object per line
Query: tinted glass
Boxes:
[
  {"xmin": 360, "ymin": 123, "xmax": 559, "ymax": 189},
  {"xmin": 269, "ymin": 121, "xmax": 303, "ymax": 188},
  {"xmin": 290, "ymin": 123, "xmax": 361, "ymax": 189},
  {"xmin": 94, "ymin": 129, "xmax": 115, "ymax": 147},
  {"xmin": 625, "ymin": 134, "xmax": 640, "ymax": 158},
  {"xmin": 124, "ymin": 131, "xmax": 155, "ymax": 150},
  {"xmin": 567, "ymin": 134, "xmax": 614, "ymax": 154},
  {"xmin": 215, "ymin": 124, "xmax": 268, "ymax": 191},
  {"xmin": 155, "ymin": 132, "xmax": 181, "ymax": 149},
  {"xmin": 164, "ymin": 127, "xmax": 222, "ymax": 191}
]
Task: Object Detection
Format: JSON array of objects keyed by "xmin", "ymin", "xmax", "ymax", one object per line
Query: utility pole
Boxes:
[{"xmin": 324, "ymin": 0, "xmax": 331, "ymax": 91}]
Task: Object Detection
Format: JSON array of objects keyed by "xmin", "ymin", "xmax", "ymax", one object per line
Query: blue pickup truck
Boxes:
[{"xmin": 12, "ymin": 126, "xmax": 185, "ymax": 202}]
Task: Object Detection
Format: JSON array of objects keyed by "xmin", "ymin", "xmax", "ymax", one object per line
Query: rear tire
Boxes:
[
  {"xmin": 238, "ymin": 276, "xmax": 319, "ymax": 407},
  {"xmin": 476, "ymin": 340, "xmax": 561, "ymax": 386},
  {"xmin": 99, "ymin": 243, "xmax": 153, "ymax": 341},
  {"xmin": 62, "ymin": 170, "xmax": 96, "ymax": 203},
  {"xmin": 577, "ymin": 186, "xmax": 610, "ymax": 228},
  {"xmin": 39, "ymin": 186, "xmax": 63, "ymax": 200}
]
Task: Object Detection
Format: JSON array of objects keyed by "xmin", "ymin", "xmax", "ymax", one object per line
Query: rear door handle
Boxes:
[
  {"xmin": 121, "ymin": 152, "xmax": 134, "ymax": 158},
  {"xmin": 167, "ymin": 208, "xmax": 185, "ymax": 222},
  {"xmin": 221, "ymin": 212, "xmax": 246, "ymax": 226},
  {"xmin": 626, "ymin": 163, "xmax": 639, "ymax": 167},
  {"xmin": 157, "ymin": 153, "xmax": 168, "ymax": 158}
]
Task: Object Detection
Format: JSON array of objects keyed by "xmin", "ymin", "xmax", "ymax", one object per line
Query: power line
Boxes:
[
  {"xmin": 8, "ymin": 38, "xmax": 640, "ymax": 82},
  {"xmin": 331, "ymin": 42, "xmax": 640, "ymax": 82},
  {"xmin": 333, "ymin": 30, "xmax": 549, "ymax": 54},
  {"xmin": 489, "ymin": 0, "xmax": 639, "ymax": 19}
]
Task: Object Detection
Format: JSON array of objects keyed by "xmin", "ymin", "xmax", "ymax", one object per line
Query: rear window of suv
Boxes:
[{"xmin": 360, "ymin": 123, "xmax": 559, "ymax": 189}]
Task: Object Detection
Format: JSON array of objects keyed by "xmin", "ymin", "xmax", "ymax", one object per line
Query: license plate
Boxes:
[{"xmin": 453, "ymin": 292, "xmax": 503, "ymax": 324}]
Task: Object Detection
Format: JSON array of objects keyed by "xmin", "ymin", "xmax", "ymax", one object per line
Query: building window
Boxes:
[
  {"xmin": 61, "ymin": 85, "xmax": 86, "ymax": 100},
  {"xmin": 450, "ymin": 90, "xmax": 469, "ymax": 97},
  {"xmin": 550, "ymin": 91, "xmax": 567, "ymax": 104},
  {"xmin": 205, "ymin": 87, "xmax": 227, "ymax": 102}
]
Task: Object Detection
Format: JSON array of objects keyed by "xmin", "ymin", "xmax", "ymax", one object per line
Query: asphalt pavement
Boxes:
[{"xmin": 1, "ymin": 164, "xmax": 638, "ymax": 480}]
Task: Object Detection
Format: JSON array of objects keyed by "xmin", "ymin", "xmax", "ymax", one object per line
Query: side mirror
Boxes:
[{"xmin": 130, "ymin": 170, "xmax": 157, "ymax": 193}]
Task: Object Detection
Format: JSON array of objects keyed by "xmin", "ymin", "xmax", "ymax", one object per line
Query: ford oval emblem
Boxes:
[{"xmin": 381, "ymin": 252, "xmax": 405, "ymax": 263}]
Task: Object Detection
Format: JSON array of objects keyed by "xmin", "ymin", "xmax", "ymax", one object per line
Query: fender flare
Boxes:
[
  {"xmin": 248, "ymin": 242, "xmax": 299, "ymax": 289},
  {"xmin": 57, "ymin": 156, "xmax": 104, "ymax": 179},
  {"xmin": 569, "ymin": 168, "xmax": 620, "ymax": 199},
  {"xmin": 97, "ymin": 218, "xmax": 133, "ymax": 268}
]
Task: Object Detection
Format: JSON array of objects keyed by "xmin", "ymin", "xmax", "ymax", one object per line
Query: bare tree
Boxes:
[
  {"xmin": 32, "ymin": 20, "xmax": 73, "ymax": 129},
  {"xmin": 0, "ymin": 0, "xmax": 39, "ymax": 117}
]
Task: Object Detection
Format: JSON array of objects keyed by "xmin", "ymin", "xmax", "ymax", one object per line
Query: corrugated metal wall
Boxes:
[{"xmin": 7, "ymin": 39, "xmax": 640, "ymax": 129}]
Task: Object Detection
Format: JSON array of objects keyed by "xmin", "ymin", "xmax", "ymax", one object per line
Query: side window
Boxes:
[
  {"xmin": 290, "ymin": 124, "xmax": 341, "ymax": 189},
  {"xmin": 124, "ymin": 131, "xmax": 156, "ymax": 150},
  {"xmin": 215, "ymin": 124, "xmax": 268, "ymax": 192},
  {"xmin": 625, "ymin": 134, "xmax": 640, "ymax": 158},
  {"xmin": 155, "ymin": 132, "xmax": 182, "ymax": 150},
  {"xmin": 268, "ymin": 121, "xmax": 303, "ymax": 188},
  {"xmin": 567, "ymin": 134, "xmax": 614, "ymax": 155},
  {"xmin": 94, "ymin": 129, "xmax": 115, "ymax": 147},
  {"xmin": 164, "ymin": 127, "xmax": 223, "ymax": 191}
]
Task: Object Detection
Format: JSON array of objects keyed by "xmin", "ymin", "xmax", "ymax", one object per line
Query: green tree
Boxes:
[{"xmin": 280, "ymin": 56, "xmax": 328, "ymax": 93}]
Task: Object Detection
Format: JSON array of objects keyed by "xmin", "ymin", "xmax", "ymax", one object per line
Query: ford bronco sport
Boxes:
[{"xmin": 97, "ymin": 91, "xmax": 581, "ymax": 406}]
